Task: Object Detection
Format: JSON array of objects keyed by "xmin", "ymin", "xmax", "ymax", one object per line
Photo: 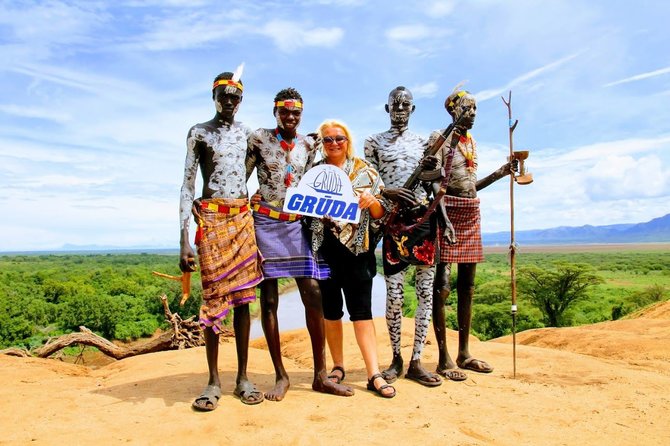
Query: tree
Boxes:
[{"xmin": 519, "ymin": 262, "xmax": 604, "ymax": 327}]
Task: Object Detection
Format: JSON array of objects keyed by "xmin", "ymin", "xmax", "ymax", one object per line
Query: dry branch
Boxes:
[{"xmin": 0, "ymin": 294, "xmax": 219, "ymax": 361}]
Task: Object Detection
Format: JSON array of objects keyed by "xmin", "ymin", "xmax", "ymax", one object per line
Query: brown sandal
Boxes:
[
  {"xmin": 328, "ymin": 366, "xmax": 346, "ymax": 384},
  {"xmin": 366, "ymin": 373, "xmax": 396, "ymax": 399}
]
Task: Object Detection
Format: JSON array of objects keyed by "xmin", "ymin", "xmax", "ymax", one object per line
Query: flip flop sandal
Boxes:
[
  {"xmin": 436, "ymin": 368, "xmax": 468, "ymax": 382},
  {"xmin": 458, "ymin": 357, "xmax": 494, "ymax": 374},
  {"xmin": 327, "ymin": 366, "xmax": 346, "ymax": 384},
  {"xmin": 405, "ymin": 369, "xmax": 443, "ymax": 387}
]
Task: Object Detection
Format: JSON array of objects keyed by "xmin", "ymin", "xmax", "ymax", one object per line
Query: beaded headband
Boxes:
[
  {"xmin": 212, "ymin": 79, "xmax": 243, "ymax": 91},
  {"xmin": 447, "ymin": 90, "xmax": 469, "ymax": 109},
  {"xmin": 275, "ymin": 100, "xmax": 303, "ymax": 109}
]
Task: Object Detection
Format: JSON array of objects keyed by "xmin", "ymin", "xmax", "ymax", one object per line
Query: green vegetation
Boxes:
[
  {"xmin": 394, "ymin": 249, "xmax": 669, "ymax": 341},
  {"xmin": 1, "ymin": 249, "xmax": 668, "ymax": 349},
  {"xmin": 519, "ymin": 262, "xmax": 604, "ymax": 327},
  {"xmin": 0, "ymin": 253, "xmax": 203, "ymax": 349}
]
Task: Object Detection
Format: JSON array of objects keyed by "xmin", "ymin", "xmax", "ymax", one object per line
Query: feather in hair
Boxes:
[
  {"xmin": 232, "ymin": 63, "xmax": 245, "ymax": 82},
  {"xmin": 451, "ymin": 80, "xmax": 468, "ymax": 93}
]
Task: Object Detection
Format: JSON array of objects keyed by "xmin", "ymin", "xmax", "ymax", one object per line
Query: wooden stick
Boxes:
[
  {"xmin": 152, "ymin": 270, "xmax": 193, "ymax": 306},
  {"xmin": 502, "ymin": 91, "xmax": 518, "ymax": 378}
]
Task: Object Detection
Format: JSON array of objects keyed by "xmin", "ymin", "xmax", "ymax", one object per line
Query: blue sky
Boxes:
[{"xmin": 1, "ymin": 0, "xmax": 669, "ymax": 251}]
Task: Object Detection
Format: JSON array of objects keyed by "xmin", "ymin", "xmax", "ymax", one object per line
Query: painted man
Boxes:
[
  {"xmin": 246, "ymin": 88, "xmax": 353, "ymax": 401},
  {"xmin": 430, "ymin": 89, "xmax": 516, "ymax": 375},
  {"xmin": 179, "ymin": 70, "xmax": 264, "ymax": 411},
  {"xmin": 364, "ymin": 86, "xmax": 444, "ymax": 387}
]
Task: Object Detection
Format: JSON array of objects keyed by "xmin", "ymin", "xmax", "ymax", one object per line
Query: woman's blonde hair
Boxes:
[{"xmin": 317, "ymin": 119, "xmax": 355, "ymax": 160}]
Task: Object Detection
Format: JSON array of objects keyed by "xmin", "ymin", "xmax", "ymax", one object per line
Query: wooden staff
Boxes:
[{"xmin": 502, "ymin": 91, "xmax": 519, "ymax": 378}]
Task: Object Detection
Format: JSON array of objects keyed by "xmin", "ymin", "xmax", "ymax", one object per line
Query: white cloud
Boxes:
[
  {"xmin": 261, "ymin": 21, "xmax": 344, "ymax": 52},
  {"xmin": 0, "ymin": 104, "xmax": 71, "ymax": 123},
  {"xmin": 385, "ymin": 24, "xmax": 450, "ymax": 43},
  {"xmin": 426, "ymin": 0, "xmax": 455, "ymax": 17},
  {"xmin": 604, "ymin": 66, "xmax": 670, "ymax": 87},
  {"xmin": 410, "ymin": 82, "xmax": 439, "ymax": 98},
  {"xmin": 586, "ymin": 154, "xmax": 667, "ymax": 200},
  {"xmin": 475, "ymin": 52, "xmax": 583, "ymax": 102}
]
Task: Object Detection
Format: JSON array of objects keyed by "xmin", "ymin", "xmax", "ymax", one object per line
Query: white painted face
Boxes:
[
  {"xmin": 387, "ymin": 89, "xmax": 414, "ymax": 128},
  {"xmin": 453, "ymin": 94, "xmax": 477, "ymax": 129}
]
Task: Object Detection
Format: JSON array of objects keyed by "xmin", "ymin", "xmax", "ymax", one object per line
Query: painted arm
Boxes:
[
  {"xmin": 179, "ymin": 131, "xmax": 200, "ymax": 272},
  {"xmin": 475, "ymin": 160, "xmax": 517, "ymax": 191},
  {"xmin": 245, "ymin": 133, "xmax": 258, "ymax": 182}
]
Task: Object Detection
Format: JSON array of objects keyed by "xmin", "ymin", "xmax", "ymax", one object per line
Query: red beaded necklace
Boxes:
[{"xmin": 275, "ymin": 128, "xmax": 296, "ymax": 186}]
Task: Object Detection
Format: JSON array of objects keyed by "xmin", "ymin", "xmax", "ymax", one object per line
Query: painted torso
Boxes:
[
  {"xmin": 430, "ymin": 130, "xmax": 478, "ymax": 199},
  {"xmin": 364, "ymin": 129, "xmax": 428, "ymax": 201},
  {"xmin": 179, "ymin": 120, "xmax": 251, "ymax": 227},
  {"xmin": 246, "ymin": 128, "xmax": 318, "ymax": 205}
]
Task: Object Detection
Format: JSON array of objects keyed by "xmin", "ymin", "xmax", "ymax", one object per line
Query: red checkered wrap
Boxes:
[{"xmin": 438, "ymin": 195, "xmax": 484, "ymax": 263}]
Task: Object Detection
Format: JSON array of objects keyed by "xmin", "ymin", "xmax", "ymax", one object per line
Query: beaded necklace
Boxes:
[
  {"xmin": 275, "ymin": 128, "xmax": 296, "ymax": 186},
  {"xmin": 458, "ymin": 132, "xmax": 476, "ymax": 173}
]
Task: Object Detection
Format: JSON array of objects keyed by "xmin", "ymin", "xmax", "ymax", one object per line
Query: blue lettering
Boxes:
[
  {"xmin": 287, "ymin": 194, "xmax": 303, "ymax": 212},
  {"xmin": 310, "ymin": 170, "xmax": 343, "ymax": 195},
  {"xmin": 300, "ymin": 196, "xmax": 318, "ymax": 214},
  {"xmin": 316, "ymin": 197, "xmax": 332, "ymax": 215},
  {"xmin": 330, "ymin": 200, "xmax": 345, "ymax": 218},
  {"xmin": 341, "ymin": 203, "xmax": 358, "ymax": 221}
]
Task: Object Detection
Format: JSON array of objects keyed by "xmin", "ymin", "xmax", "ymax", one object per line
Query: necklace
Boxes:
[
  {"xmin": 457, "ymin": 132, "xmax": 476, "ymax": 173},
  {"xmin": 275, "ymin": 128, "xmax": 296, "ymax": 186}
]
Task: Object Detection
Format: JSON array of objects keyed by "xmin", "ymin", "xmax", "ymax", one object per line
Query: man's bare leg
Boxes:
[
  {"xmin": 433, "ymin": 262, "xmax": 457, "ymax": 371},
  {"xmin": 191, "ymin": 327, "xmax": 221, "ymax": 410},
  {"xmin": 296, "ymin": 278, "xmax": 353, "ymax": 396},
  {"xmin": 260, "ymin": 279, "xmax": 291, "ymax": 401},
  {"xmin": 455, "ymin": 263, "xmax": 493, "ymax": 373},
  {"xmin": 233, "ymin": 304, "xmax": 263, "ymax": 404}
]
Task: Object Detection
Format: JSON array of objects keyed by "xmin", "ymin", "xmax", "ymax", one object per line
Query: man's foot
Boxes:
[
  {"xmin": 234, "ymin": 380, "xmax": 264, "ymax": 405},
  {"xmin": 313, "ymin": 373, "xmax": 354, "ymax": 397},
  {"xmin": 265, "ymin": 377, "xmax": 290, "ymax": 402},
  {"xmin": 457, "ymin": 357, "xmax": 494, "ymax": 373},
  {"xmin": 192, "ymin": 384, "xmax": 221, "ymax": 411},
  {"xmin": 381, "ymin": 356, "xmax": 404, "ymax": 383},
  {"xmin": 327, "ymin": 366, "xmax": 346, "ymax": 384},
  {"xmin": 436, "ymin": 367, "xmax": 468, "ymax": 381},
  {"xmin": 405, "ymin": 361, "xmax": 442, "ymax": 387}
]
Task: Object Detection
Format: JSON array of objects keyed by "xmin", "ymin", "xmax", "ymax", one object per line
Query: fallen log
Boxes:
[{"xmin": 0, "ymin": 294, "xmax": 223, "ymax": 361}]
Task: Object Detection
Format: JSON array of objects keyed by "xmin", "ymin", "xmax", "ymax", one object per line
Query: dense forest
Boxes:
[
  {"xmin": 0, "ymin": 249, "xmax": 668, "ymax": 349},
  {"xmin": 390, "ymin": 249, "xmax": 668, "ymax": 340}
]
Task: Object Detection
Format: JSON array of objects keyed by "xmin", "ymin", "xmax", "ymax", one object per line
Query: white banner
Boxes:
[{"xmin": 283, "ymin": 164, "xmax": 360, "ymax": 223}]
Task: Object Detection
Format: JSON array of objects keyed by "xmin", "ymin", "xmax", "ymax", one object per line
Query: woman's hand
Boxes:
[
  {"xmin": 358, "ymin": 190, "xmax": 378, "ymax": 209},
  {"xmin": 359, "ymin": 190, "xmax": 385, "ymax": 219}
]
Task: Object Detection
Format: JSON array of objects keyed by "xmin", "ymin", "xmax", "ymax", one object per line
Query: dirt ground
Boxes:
[{"xmin": 2, "ymin": 301, "xmax": 669, "ymax": 445}]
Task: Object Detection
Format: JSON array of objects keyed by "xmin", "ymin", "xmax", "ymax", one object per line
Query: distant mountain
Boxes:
[{"xmin": 483, "ymin": 213, "xmax": 670, "ymax": 245}]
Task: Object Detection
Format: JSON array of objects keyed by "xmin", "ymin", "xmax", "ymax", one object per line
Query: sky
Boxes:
[{"xmin": 1, "ymin": 0, "xmax": 669, "ymax": 251}]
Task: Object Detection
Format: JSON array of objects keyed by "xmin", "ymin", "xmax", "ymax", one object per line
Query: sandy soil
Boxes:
[{"xmin": 2, "ymin": 301, "xmax": 670, "ymax": 446}]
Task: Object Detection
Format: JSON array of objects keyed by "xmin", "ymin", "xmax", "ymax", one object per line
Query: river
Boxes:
[{"xmin": 250, "ymin": 275, "xmax": 388, "ymax": 340}]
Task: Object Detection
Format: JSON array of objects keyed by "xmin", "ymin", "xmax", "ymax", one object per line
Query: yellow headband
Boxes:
[
  {"xmin": 275, "ymin": 100, "xmax": 303, "ymax": 109},
  {"xmin": 212, "ymin": 79, "xmax": 243, "ymax": 91},
  {"xmin": 448, "ymin": 90, "xmax": 468, "ymax": 108}
]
